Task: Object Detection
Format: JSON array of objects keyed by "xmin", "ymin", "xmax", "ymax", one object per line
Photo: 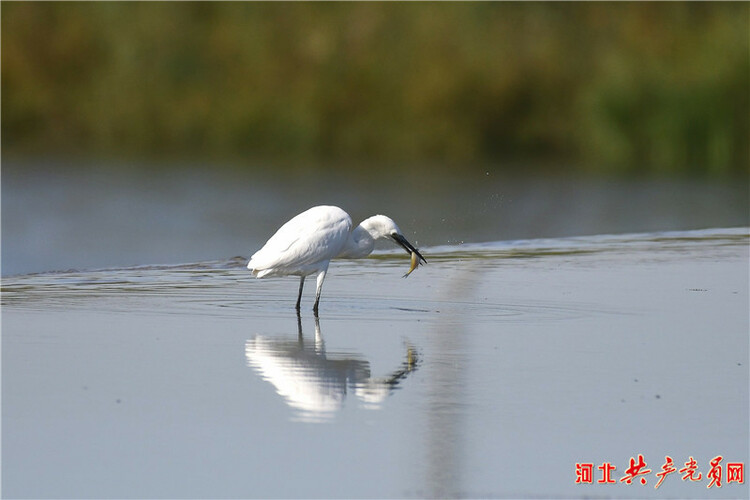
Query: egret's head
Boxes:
[
  {"xmin": 361, "ymin": 215, "xmax": 402, "ymax": 240},
  {"xmin": 361, "ymin": 215, "xmax": 427, "ymax": 265}
]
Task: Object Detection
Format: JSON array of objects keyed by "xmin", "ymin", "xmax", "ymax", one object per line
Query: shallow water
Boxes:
[{"xmin": 2, "ymin": 228, "xmax": 748, "ymax": 498}]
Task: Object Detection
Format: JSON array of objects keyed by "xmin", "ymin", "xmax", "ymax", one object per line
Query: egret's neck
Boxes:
[{"xmin": 337, "ymin": 224, "xmax": 376, "ymax": 259}]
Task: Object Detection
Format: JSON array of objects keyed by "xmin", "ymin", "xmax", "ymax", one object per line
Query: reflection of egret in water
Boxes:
[{"xmin": 245, "ymin": 315, "xmax": 419, "ymax": 422}]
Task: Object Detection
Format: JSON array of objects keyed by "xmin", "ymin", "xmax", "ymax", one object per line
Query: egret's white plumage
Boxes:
[{"xmin": 248, "ymin": 205, "xmax": 426, "ymax": 314}]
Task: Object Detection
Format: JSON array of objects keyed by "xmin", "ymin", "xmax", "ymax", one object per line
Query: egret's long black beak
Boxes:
[{"xmin": 392, "ymin": 233, "xmax": 427, "ymax": 264}]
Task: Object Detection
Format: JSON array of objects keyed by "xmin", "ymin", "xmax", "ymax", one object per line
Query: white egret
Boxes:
[{"xmin": 247, "ymin": 205, "xmax": 426, "ymax": 314}]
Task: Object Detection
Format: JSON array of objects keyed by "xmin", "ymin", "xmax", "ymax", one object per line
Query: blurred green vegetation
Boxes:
[{"xmin": 2, "ymin": 2, "xmax": 748, "ymax": 176}]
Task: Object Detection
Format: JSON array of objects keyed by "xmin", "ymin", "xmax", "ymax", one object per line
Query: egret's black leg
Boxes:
[
  {"xmin": 296, "ymin": 310, "xmax": 303, "ymax": 342},
  {"xmin": 312, "ymin": 289, "xmax": 321, "ymax": 316},
  {"xmin": 296, "ymin": 276, "xmax": 305, "ymax": 311},
  {"xmin": 313, "ymin": 269, "xmax": 327, "ymax": 317}
]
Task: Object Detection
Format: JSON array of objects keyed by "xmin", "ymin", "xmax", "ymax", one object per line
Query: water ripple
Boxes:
[{"xmin": 2, "ymin": 228, "xmax": 746, "ymax": 322}]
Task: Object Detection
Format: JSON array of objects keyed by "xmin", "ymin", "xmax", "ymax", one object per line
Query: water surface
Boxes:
[
  {"xmin": 3, "ymin": 164, "xmax": 748, "ymax": 277},
  {"xmin": 2, "ymin": 227, "xmax": 748, "ymax": 498}
]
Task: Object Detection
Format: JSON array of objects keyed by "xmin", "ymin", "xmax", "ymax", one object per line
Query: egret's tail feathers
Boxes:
[
  {"xmin": 247, "ymin": 259, "xmax": 262, "ymax": 276},
  {"xmin": 254, "ymin": 269, "xmax": 274, "ymax": 278},
  {"xmin": 247, "ymin": 259, "xmax": 274, "ymax": 278}
]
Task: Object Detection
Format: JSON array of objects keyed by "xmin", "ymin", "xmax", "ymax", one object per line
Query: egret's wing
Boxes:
[{"xmin": 249, "ymin": 206, "xmax": 352, "ymax": 274}]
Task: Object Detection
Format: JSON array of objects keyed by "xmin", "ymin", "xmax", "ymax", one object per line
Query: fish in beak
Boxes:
[{"xmin": 391, "ymin": 233, "xmax": 427, "ymax": 277}]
